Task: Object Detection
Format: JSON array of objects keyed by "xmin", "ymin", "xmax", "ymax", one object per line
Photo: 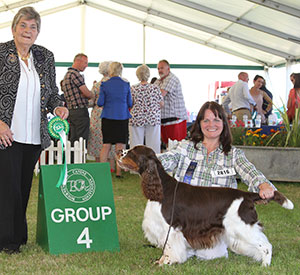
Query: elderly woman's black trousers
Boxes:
[{"xmin": 0, "ymin": 142, "xmax": 41, "ymax": 253}]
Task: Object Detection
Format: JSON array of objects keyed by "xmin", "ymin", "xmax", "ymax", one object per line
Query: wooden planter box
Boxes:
[{"xmin": 236, "ymin": 146, "xmax": 300, "ymax": 182}]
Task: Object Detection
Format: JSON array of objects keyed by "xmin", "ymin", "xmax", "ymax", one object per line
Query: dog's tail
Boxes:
[
  {"xmin": 273, "ymin": 191, "xmax": 294, "ymax": 209},
  {"xmin": 253, "ymin": 191, "xmax": 294, "ymax": 210}
]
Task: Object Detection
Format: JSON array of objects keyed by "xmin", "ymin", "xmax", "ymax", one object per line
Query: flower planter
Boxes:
[{"xmin": 236, "ymin": 146, "xmax": 300, "ymax": 182}]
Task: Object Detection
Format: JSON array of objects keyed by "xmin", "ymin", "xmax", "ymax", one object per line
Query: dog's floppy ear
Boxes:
[{"xmin": 141, "ymin": 158, "xmax": 163, "ymax": 202}]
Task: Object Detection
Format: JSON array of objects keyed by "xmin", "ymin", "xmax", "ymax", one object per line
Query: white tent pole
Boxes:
[
  {"xmin": 143, "ymin": 24, "xmax": 146, "ymax": 64},
  {"xmin": 80, "ymin": 4, "xmax": 86, "ymax": 53}
]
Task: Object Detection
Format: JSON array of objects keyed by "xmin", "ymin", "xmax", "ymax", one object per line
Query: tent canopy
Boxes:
[
  {"xmin": 1, "ymin": 0, "xmax": 300, "ymax": 67},
  {"xmin": 1, "ymin": 0, "xmax": 299, "ymax": 112}
]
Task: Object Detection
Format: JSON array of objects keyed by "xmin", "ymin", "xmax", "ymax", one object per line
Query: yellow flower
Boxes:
[
  {"xmin": 253, "ymin": 134, "xmax": 259, "ymax": 137},
  {"xmin": 253, "ymin": 128, "xmax": 262, "ymax": 134}
]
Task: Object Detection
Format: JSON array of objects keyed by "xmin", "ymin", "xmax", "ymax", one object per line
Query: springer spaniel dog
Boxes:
[{"xmin": 117, "ymin": 145, "xmax": 294, "ymax": 266}]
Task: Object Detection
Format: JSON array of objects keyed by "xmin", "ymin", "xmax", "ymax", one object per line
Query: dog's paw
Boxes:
[{"xmin": 155, "ymin": 255, "xmax": 172, "ymax": 266}]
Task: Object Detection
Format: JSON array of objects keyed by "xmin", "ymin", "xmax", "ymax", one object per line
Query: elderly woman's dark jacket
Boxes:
[{"xmin": 0, "ymin": 40, "xmax": 63, "ymax": 149}]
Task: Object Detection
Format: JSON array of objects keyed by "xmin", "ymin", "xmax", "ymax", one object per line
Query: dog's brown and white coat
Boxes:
[{"xmin": 117, "ymin": 145, "xmax": 293, "ymax": 266}]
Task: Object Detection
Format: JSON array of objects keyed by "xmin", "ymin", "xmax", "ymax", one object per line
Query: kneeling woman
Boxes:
[{"xmin": 157, "ymin": 101, "xmax": 276, "ymax": 259}]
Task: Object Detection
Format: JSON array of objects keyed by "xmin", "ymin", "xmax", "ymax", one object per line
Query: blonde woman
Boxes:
[{"xmin": 97, "ymin": 62, "xmax": 132, "ymax": 177}]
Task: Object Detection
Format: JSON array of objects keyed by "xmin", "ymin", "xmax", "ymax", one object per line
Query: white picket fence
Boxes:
[{"xmin": 34, "ymin": 137, "xmax": 87, "ymax": 175}]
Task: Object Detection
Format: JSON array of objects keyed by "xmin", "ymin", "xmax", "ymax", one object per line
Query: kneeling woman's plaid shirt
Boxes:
[{"xmin": 158, "ymin": 140, "xmax": 275, "ymax": 193}]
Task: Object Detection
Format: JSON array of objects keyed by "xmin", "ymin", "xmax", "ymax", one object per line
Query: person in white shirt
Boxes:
[{"xmin": 222, "ymin": 72, "xmax": 257, "ymax": 121}]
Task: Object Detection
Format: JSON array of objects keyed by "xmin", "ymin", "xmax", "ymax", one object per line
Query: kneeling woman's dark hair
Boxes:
[{"xmin": 190, "ymin": 101, "xmax": 232, "ymax": 155}]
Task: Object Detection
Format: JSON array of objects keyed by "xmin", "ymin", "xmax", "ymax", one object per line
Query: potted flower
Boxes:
[{"xmin": 231, "ymin": 108, "xmax": 300, "ymax": 182}]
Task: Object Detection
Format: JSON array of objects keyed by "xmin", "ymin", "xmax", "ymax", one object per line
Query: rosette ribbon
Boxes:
[{"xmin": 48, "ymin": 117, "xmax": 70, "ymax": 188}]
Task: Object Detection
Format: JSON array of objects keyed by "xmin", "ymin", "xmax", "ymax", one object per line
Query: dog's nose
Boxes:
[{"xmin": 115, "ymin": 150, "xmax": 123, "ymax": 157}]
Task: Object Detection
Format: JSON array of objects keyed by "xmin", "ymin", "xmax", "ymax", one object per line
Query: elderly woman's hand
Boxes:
[
  {"xmin": 55, "ymin": 107, "xmax": 69, "ymax": 120},
  {"xmin": 258, "ymin": 182, "xmax": 275, "ymax": 199},
  {"xmin": 0, "ymin": 120, "xmax": 13, "ymax": 147}
]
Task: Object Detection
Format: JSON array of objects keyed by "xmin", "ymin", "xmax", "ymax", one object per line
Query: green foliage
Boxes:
[
  {"xmin": 1, "ymin": 174, "xmax": 300, "ymax": 274},
  {"xmin": 276, "ymin": 104, "xmax": 300, "ymax": 147},
  {"xmin": 230, "ymin": 124, "xmax": 246, "ymax": 146}
]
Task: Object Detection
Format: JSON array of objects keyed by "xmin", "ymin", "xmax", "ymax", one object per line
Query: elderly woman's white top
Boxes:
[{"xmin": 10, "ymin": 52, "xmax": 41, "ymax": 144}]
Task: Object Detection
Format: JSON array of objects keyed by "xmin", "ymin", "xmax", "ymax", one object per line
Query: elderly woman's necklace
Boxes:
[{"xmin": 17, "ymin": 51, "xmax": 30, "ymax": 61}]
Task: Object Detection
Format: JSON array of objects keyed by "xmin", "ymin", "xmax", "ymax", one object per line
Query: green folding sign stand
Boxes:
[{"xmin": 36, "ymin": 162, "xmax": 120, "ymax": 255}]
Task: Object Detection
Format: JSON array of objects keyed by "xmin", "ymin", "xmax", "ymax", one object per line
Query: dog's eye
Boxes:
[{"xmin": 118, "ymin": 149, "xmax": 129, "ymax": 158}]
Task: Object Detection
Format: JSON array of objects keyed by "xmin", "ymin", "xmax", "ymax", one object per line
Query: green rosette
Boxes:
[
  {"xmin": 48, "ymin": 117, "xmax": 69, "ymax": 188},
  {"xmin": 48, "ymin": 116, "xmax": 69, "ymax": 139}
]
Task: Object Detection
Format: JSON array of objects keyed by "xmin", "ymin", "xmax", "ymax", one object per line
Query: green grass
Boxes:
[{"xmin": 1, "ymin": 173, "xmax": 300, "ymax": 274}]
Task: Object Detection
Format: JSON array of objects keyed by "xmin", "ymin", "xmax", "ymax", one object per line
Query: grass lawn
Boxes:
[{"xmin": 0, "ymin": 171, "xmax": 300, "ymax": 274}]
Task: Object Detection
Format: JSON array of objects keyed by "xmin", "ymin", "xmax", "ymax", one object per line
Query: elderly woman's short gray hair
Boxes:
[
  {"xmin": 98, "ymin": 61, "xmax": 111, "ymax": 76},
  {"xmin": 136, "ymin": 64, "xmax": 150, "ymax": 82},
  {"xmin": 12, "ymin": 6, "xmax": 41, "ymax": 33},
  {"xmin": 109, "ymin": 62, "xmax": 123, "ymax": 77}
]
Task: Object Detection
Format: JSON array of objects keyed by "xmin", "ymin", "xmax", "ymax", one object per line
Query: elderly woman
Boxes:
[
  {"xmin": 0, "ymin": 7, "xmax": 68, "ymax": 253},
  {"xmin": 87, "ymin": 61, "xmax": 111, "ymax": 162},
  {"xmin": 97, "ymin": 62, "xmax": 132, "ymax": 177},
  {"xmin": 129, "ymin": 64, "xmax": 164, "ymax": 153}
]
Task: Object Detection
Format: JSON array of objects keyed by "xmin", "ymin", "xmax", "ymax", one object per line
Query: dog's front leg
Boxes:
[
  {"xmin": 155, "ymin": 230, "xmax": 189, "ymax": 265},
  {"xmin": 155, "ymin": 244, "xmax": 173, "ymax": 265}
]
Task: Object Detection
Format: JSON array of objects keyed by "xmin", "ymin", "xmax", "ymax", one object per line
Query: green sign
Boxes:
[{"xmin": 36, "ymin": 163, "xmax": 120, "ymax": 255}]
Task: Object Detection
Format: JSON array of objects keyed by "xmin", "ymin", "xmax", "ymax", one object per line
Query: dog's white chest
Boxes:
[{"xmin": 142, "ymin": 200, "xmax": 170, "ymax": 248}]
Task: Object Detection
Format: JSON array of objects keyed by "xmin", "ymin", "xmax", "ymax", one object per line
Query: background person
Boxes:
[
  {"xmin": 97, "ymin": 62, "xmax": 132, "ymax": 177},
  {"xmin": 0, "ymin": 7, "xmax": 68, "ymax": 254},
  {"xmin": 61, "ymin": 53, "xmax": 94, "ymax": 145},
  {"xmin": 290, "ymin": 73, "xmax": 295, "ymax": 85},
  {"xmin": 287, "ymin": 73, "xmax": 300, "ymax": 122},
  {"xmin": 222, "ymin": 72, "xmax": 257, "ymax": 121},
  {"xmin": 155, "ymin": 60, "xmax": 187, "ymax": 146},
  {"xmin": 87, "ymin": 61, "xmax": 111, "ymax": 162},
  {"xmin": 129, "ymin": 64, "xmax": 164, "ymax": 154},
  {"xmin": 260, "ymin": 77, "xmax": 273, "ymax": 120},
  {"xmin": 250, "ymin": 75, "xmax": 272, "ymax": 124}
]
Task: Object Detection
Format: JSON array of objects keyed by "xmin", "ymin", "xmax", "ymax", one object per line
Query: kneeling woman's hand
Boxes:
[{"xmin": 258, "ymin": 182, "xmax": 275, "ymax": 199}]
